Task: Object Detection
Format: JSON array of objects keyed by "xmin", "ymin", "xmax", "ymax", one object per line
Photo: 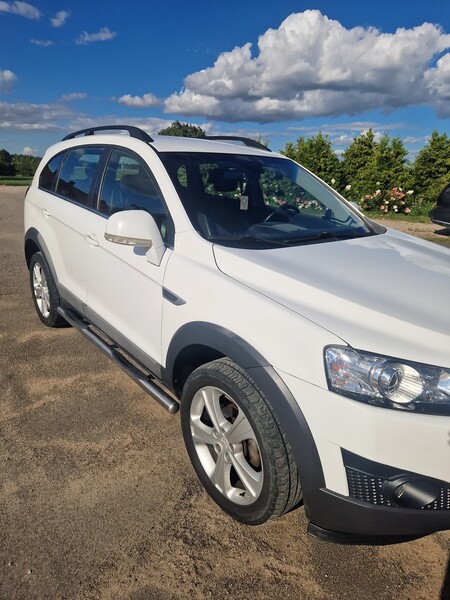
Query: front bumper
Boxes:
[
  {"xmin": 429, "ymin": 206, "xmax": 450, "ymax": 227},
  {"xmin": 278, "ymin": 370, "xmax": 450, "ymax": 543},
  {"xmin": 305, "ymin": 454, "xmax": 450, "ymax": 544}
]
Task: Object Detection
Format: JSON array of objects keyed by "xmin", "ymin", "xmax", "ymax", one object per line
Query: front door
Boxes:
[{"xmin": 84, "ymin": 147, "xmax": 173, "ymax": 372}]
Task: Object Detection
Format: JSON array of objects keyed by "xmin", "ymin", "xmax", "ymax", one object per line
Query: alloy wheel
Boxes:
[{"xmin": 189, "ymin": 385, "xmax": 263, "ymax": 505}]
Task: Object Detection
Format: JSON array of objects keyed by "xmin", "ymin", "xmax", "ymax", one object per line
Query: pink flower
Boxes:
[{"xmin": 404, "ymin": 207, "xmax": 411, "ymax": 214}]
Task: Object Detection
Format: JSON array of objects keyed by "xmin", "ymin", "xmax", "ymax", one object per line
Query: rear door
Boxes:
[{"xmin": 40, "ymin": 145, "xmax": 106, "ymax": 313}]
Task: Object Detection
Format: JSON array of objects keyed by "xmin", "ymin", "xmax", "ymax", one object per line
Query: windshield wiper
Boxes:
[
  {"xmin": 282, "ymin": 230, "xmax": 371, "ymax": 245},
  {"xmin": 208, "ymin": 230, "xmax": 372, "ymax": 247},
  {"xmin": 207, "ymin": 234, "xmax": 289, "ymax": 247}
]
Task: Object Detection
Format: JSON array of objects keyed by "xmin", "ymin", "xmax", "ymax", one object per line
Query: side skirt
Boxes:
[{"xmin": 57, "ymin": 305, "xmax": 179, "ymax": 415}]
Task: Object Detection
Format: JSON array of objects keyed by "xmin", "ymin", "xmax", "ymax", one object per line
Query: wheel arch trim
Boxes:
[
  {"xmin": 163, "ymin": 321, "xmax": 326, "ymax": 520},
  {"xmin": 24, "ymin": 228, "xmax": 59, "ymax": 285}
]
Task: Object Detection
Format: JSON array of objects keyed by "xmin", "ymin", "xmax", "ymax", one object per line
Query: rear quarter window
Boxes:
[{"xmin": 38, "ymin": 152, "xmax": 65, "ymax": 192}]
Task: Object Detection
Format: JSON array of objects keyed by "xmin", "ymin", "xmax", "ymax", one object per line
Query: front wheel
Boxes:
[{"xmin": 180, "ymin": 358, "xmax": 301, "ymax": 524}]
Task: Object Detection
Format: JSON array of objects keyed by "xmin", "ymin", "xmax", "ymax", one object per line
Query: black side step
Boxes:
[{"xmin": 57, "ymin": 306, "xmax": 179, "ymax": 414}]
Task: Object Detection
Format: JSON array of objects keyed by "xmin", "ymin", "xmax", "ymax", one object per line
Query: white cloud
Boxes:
[
  {"xmin": 164, "ymin": 10, "xmax": 450, "ymax": 122},
  {"xmin": 0, "ymin": 100, "xmax": 206, "ymax": 138},
  {"xmin": 0, "ymin": 69, "xmax": 17, "ymax": 93},
  {"xmin": 403, "ymin": 135, "xmax": 430, "ymax": 146},
  {"xmin": 331, "ymin": 133, "xmax": 356, "ymax": 147},
  {"xmin": 0, "ymin": 101, "xmax": 75, "ymax": 131},
  {"xmin": 424, "ymin": 53, "xmax": 450, "ymax": 116},
  {"xmin": 60, "ymin": 92, "xmax": 87, "ymax": 102},
  {"xmin": 166, "ymin": 89, "xmax": 221, "ymax": 116},
  {"xmin": 287, "ymin": 121, "xmax": 408, "ymax": 134},
  {"xmin": 22, "ymin": 146, "xmax": 36, "ymax": 155},
  {"xmin": 0, "ymin": 1, "xmax": 41, "ymax": 19},
  {"xmin": 118, "ymin": 93, "xmax": 161, "ymax": 108},
  {"xmin": 51, "ymin": 9, "xmax": 69, "ymax": 27},
  {"xmin": 76, "ymin": 27, "xmax": 116, "ymax": 45},
  {"xmin": 30, "ymin": 38, "xmax": 54, "ymax": 47}
]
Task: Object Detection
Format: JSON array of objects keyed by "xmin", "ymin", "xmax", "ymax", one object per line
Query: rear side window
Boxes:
[
  {"xmin": 56, "ymin": 147, "xmax": 104, "ymax": 205},
  {"xmin": 39, "ymin": 152, "xmax": 65, "ymax": 191}
]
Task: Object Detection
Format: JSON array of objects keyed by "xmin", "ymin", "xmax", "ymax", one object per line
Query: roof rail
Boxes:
[
  {"xmin": 62, "ymin": 125, "xmax": 153, "ymax": 143},
  {"xmin": 205, "ymin": 136, "xmax": 271, "ymax": 152}
]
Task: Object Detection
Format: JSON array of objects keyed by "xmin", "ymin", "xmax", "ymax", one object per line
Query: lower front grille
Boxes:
[
  {"xmin": 346, "ymin": 467, "xmax": 393, "ymax": 506},
  {"xmin": 343, "ymin": 450, "xmax": 450, "ymax": 510}
]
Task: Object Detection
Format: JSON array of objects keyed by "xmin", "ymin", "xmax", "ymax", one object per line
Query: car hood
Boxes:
[{"xmin": 213, "ymin": 229, "xmax": 450, "ymax": 367}]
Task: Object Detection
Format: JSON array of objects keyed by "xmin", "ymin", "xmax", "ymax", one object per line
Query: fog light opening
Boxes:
[{"xmin": 383, "ymin": 476, "xmax": 440, "ymax": 509}]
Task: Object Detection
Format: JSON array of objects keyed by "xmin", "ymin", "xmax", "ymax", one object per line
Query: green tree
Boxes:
[
  {"xmin": 281, "ymin": 132, "xmax": 341, "ymax": 188},
  {"xmin": 367, "ymin": 135, "xmax": 410, "ymax": 193},
  {"xmin": 340, "ymin": 130, "xmax": 377, "ymax": 199},
  {"xmin": 382, "ymin": 136, "xmax": 411, "ymax": 187},
  {"xmin": 158, "ymin": 120, "xmax": 205, "ymax": 138},
  {"xmin": 0, "ymin": 149, "xmax": 14, "ymax": 176},
  {"xmin": 412, "ymin": 131, "xmax": 450, "ymax": 202},
  {"xmin": 340, "ymin": 130, "xmax": 411, "ymax": 200},
  {"xmin": 13, "ymin": 154, "xmax": 40, "ymax": 177}
]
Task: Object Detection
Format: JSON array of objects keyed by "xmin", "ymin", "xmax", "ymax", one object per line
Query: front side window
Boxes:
[
  {"xmin": 98, "ymin": 149, "xmax": 171, "ymax": 242},
  {"xmin": 56, "ymin": 147, "xmax": 104, "ymax": 205},
  {"xmin": 161, "ymin": 152, "xmax": 382, "ymax": 248}
]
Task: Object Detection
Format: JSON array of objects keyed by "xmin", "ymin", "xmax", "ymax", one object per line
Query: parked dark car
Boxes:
[{"xmin": 430, "ymin": 183, "xmax": 450, "ymax": 227}]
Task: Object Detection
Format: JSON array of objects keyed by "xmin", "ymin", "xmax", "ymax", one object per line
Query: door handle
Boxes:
[
  {"xmin": 42, "ymin": 208, "xmax": 51, "ymax": 217},
  {"xmin": 85, "ymin": 234, "xmax": 99, "ymax": 247}
]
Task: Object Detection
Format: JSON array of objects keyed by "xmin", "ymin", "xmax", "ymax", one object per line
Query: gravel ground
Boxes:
[
  {"xmin": 1, "ymin": 187, "xmax": 449, "ymax": 600},
  {"xmin": 374, "ymin": 217, "xmax": 450, "ymax": 246}
]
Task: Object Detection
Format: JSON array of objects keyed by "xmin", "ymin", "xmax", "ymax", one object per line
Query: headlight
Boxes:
[{"xmin": 324, "ymin": 346, "xmax": 450, "ymax": 415}]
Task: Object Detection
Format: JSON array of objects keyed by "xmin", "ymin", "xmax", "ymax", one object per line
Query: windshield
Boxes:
[{"xmin": 160, "ymin": 152, "xmax": 381, "ymax": 248}]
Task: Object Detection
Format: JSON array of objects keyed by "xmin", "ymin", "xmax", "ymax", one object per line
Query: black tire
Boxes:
[
  {"xmin": 180, "ymin": 358, "xmax": 302, "ymax": 525},
  {"xmin": 29, "ymin": 252, "xmax": 67, "ymax": 327}
]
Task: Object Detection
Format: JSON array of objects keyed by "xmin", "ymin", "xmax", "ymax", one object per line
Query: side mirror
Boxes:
[{"xmin": 104, "ymin": 210, "xmax": 166, "ymax": 266}]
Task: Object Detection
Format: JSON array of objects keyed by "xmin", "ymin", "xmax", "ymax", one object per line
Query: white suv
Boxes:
[{"xmin": 24, "ymin": 125, "xmax": 450, "ymax": 544}]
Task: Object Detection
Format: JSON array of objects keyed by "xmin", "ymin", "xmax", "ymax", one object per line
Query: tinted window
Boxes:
[
  {"xmin": 99, "ymin": 149, "xmax": 171, "ymax": 241},
  {"xmin": 56, "ymin": 147, "xmax": 104, "ymax": 205},
  {"xmin": 39, "ymin": 152, "xmax": 65, "ymax": 191},
  {"xmin": 161, "ymin": 152, "xmax": 376, "ymax": 248}
]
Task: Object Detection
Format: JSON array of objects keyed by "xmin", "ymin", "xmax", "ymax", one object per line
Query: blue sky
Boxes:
[{"xmin": 0, "ymin": 0, "xmax": 449, "ymax": 157}]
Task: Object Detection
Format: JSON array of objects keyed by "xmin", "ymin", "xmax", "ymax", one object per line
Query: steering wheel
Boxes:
[{"xmin": 264, "ymin": 205, "xmax": 299, "ymax": 223}]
